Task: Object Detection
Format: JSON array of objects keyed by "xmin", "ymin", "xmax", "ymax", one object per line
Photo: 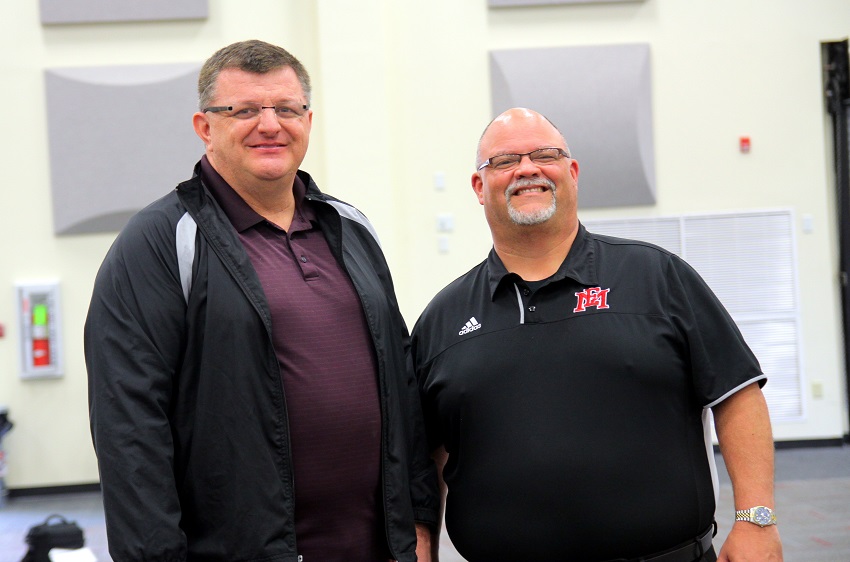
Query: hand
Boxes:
[
  {"xmin": 415, "ymin": 522, "xmax": 437, "ymax": 562},
  {"xmin": 717, "ymin": 522, "xmax": 782, "ymax": 561}
]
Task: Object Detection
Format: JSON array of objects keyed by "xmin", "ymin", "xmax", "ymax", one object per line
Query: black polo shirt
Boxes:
[{"xmin": 411, "ymin": 223, "xmax": 765, "ymax": 561}]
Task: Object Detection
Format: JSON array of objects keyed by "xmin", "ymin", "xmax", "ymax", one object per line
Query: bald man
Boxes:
[{"xmin": 410, "ymin": 108, "xmax": 782, "ymax": 561}]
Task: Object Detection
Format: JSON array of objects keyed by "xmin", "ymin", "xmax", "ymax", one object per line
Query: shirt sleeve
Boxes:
[
  {"xmin": 666, "ymin": 254, "xmax": 766, "ymax": 407},
  {"xmin": 85, "ymin": 210, "xmax": 189, "ymax": 561}
]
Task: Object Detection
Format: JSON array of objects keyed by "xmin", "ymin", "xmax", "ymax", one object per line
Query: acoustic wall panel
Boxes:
[
  {"xmin": 490, "ymin": 43, "xmax": 656, "ymax": 208},
  {"xmin": 44, "ymin": 63, "xmax": 204, "ymax": 235},
  {"xmin": 490, "ymin": 0, "xmax": 643, "ymax": 6},
  {"xmin": 40, "ymin": 0, "xmax": 208, "ymax": 24}
]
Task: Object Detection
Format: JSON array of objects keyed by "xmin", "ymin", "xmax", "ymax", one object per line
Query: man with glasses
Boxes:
[
  {"xmin": 86, "ymin": 40, "xmax": 437, "ymax": 562},
  {"xmin": 411, "ymin": 107, "xmax": 782, "ymax": 561}
]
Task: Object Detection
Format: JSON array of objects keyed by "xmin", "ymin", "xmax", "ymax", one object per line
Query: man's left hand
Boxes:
[
  {"xmin": 415, "ymin": 522, "xmax": 435, "ymax": 562},
  {"xmin": 717, "ymin": 522, "xmax": 783, "ymax": 561}
]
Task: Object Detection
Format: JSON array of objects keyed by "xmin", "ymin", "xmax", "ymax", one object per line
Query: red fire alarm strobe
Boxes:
[{"xmin": 739, "ymin": 136, "xmax": 751, "ymax": 153}]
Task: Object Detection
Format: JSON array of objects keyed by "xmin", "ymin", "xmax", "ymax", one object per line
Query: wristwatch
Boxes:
[{"xmin": 735, "ymin": 506, "xmax": 777, "ymax": 527}]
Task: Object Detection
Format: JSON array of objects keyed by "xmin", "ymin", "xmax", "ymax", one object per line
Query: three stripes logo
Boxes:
[{"xmin": 459, "ymin": 317, "xmax": 481, "ymax": 336}]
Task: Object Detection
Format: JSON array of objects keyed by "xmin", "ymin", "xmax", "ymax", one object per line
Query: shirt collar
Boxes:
[
  {"xmin": 487, "ymin": 222, "xmax": 599, "ymax": 300},
  {"xmin": 199, "ymin": 155, "xmax": 316, "ymax": 233}
]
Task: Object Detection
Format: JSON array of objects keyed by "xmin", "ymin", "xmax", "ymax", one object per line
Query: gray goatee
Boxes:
[{"xmin": 505, "ymin": 177, "xmax": 557, "ymax": 226}]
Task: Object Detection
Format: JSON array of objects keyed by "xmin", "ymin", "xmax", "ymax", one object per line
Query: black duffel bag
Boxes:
[{"xmin": 22, "ymin": 514, "xmax": 85, "ymax": 562}]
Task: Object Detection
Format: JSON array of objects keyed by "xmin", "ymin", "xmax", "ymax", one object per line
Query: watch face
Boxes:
[{"xmin": 753, "ymin": 506, "xmax": 773, "ymax": 525}]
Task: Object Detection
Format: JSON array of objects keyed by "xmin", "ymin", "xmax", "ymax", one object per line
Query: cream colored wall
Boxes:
[{"xmin": 0, "ymin": 0, "xmax": 846, "ymax": 489}]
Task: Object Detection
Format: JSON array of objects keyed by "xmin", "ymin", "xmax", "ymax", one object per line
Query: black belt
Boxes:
[{"xmin": 607, "ymin": 523, "xmax": 716, "ymax": 562}]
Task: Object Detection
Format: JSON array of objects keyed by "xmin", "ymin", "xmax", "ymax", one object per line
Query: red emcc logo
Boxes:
[{"xmin": 573, "ymin": 287, "xmax": 610, "ymax": 313}]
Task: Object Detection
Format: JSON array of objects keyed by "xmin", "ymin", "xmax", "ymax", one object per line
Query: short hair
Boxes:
[{"xmin": 197, "ymin": 39, "xmax": 312, "ymax": 110}]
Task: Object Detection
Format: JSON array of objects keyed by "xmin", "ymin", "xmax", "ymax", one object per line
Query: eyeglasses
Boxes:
[
  {"xmin": 202, "ymin": 102, "xmax": 310, "ymax": 120},
  {"xmin": 477, "ymin": 147, "xmax": 570, "ymax": 171}
]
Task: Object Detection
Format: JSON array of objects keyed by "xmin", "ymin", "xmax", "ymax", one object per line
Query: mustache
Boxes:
[{"xmin": 505, "ymin": 177, "xmax": 557, "ymax": 198}]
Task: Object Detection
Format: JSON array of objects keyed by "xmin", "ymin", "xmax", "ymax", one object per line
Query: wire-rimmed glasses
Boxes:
[
  {"xmin": 477, "ymin": 147, "xmax": 570, "ymax": 172},
  {"xmin": 202, "ymin": 102, "xmax": 310, "ymax": 121}
]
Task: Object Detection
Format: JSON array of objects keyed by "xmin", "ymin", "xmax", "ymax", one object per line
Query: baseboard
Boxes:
[
  {"xmin": 8, "ymin": 482, "xmax": 101, "ymax": 498},
  {"xmin": 774, "ymin": 437, "xmax": 848, "ymax": 449},
  {"xmin": 713, "ymin": 437, "xmax": 848, "ymax": 454}
]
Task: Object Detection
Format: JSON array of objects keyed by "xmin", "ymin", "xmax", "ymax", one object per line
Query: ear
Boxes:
[
  {"xmin": 569, "ymin": 158, "xmax": 580, "ymax": 182},
  {"xmin": 192, "ymin": 112, "xmax": 212, "ymax": 146},
  {"xmin": 471, "ymin": 172, "xmax": 485, "ymax": 206}
]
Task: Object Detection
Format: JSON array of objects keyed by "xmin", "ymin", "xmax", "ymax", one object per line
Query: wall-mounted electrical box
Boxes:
[{"xmin": 16, "ymin": 282, "xmax": 63, "ymax": 379}]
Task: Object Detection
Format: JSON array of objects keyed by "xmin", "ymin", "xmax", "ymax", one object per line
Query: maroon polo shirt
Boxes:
[{"xmin": 201, "ymin": 157, "xmax": 388, "ymax": 561}]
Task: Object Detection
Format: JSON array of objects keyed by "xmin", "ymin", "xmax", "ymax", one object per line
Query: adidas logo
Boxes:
[{"xmin": 458, "ymin": 317, "xmax": 481, "ymax": 336}]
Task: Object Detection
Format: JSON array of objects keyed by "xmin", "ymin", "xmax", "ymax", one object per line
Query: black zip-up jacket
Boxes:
[{"xmin": 85, "ymin": 163, "xmax": 438, "ymax": 561}]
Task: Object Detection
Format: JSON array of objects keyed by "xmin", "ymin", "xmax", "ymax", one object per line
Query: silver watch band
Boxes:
[{"xmin": 735, "ymin": 506, "xmax": 777, "ymax": 526}]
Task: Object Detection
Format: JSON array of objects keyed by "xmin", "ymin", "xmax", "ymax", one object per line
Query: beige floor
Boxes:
[{"xmin": 0, "ymin": 446, "xmax": 848, "ymax": 562}]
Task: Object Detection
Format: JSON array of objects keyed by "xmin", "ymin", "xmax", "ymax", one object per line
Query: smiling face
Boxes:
[
  {"xmin": 192, "ymin": 66, "xmax": 313, "ymax": 194},
  {"xmin": 472, "ymin": 108, "xmax": 579, "ymax": 240}
]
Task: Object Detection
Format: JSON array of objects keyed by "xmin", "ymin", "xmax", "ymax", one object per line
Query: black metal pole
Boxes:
[{"xmin": 823, "ymin": 40, "xmax": 850, "ymax": 440}]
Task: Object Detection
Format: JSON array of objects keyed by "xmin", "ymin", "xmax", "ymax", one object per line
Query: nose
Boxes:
[
  {"xmin": 514, "ymin": 153, "xmax": 541, "ymax": 176},
  {"xmin": 256, "ymin": 107, "xmax": 282, "ymax": 132}
]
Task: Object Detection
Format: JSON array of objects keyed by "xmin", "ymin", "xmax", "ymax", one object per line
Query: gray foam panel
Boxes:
[
  {"xmin": 490, "ymin": 43, "xmax": 656, "ymax": 208},
  {"xmin": 490, "ymin": 0, "xmax": 643, "ymax": 6},
  {"xmin": 44, "ymin": 63, "xmax": 204, "ymax": 235},
  {"xmin": 40, "ymin": 0, "xmax": 208, "ymax": 24}
]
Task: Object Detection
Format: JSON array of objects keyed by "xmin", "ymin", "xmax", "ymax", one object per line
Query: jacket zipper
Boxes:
[{"xmin": 271, "ymin": 319, "xmax": 298, "ymax": 558}]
